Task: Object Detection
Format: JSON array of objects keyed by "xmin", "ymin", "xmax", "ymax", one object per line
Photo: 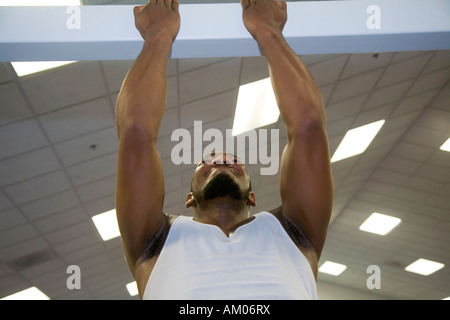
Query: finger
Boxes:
[
  {"xmin": 171, "ymin": 0, "xmax": 179, "ymax": 10},
  {"xmin": 133, "ymin": 5, "xmax": 145, "ymax": 18},
  {"xmin": 240, "ymin": 0, "xmax": 250, "ymax": 9}
]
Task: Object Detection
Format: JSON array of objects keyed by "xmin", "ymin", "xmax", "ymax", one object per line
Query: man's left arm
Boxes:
[{"xmin": 242, "ymin": 0, "xmax": 333, "ymax": 257}]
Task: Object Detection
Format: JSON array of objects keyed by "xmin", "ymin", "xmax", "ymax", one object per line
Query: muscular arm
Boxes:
[
  {"xmin": 115, "ymin": 1, "xmax": 180, "ymax": 275},
  {"xmin": 242, "ymin": 0, "xmax": 333, "ymax": 257}
]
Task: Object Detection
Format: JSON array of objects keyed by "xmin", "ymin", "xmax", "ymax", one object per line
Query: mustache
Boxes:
[{"xmin": 193, "ymin": 171, "xmax": 250, "ymax": 204}]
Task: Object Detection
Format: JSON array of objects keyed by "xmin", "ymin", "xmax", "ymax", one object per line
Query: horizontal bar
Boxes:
[{"xmin": 0, "ymin": 0, "xmax": 449, "ymax": 62}]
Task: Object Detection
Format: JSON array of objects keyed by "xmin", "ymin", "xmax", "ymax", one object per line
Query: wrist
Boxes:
[
  {"xmin": 144, "ymin": 29, "xmax": 175, "ymax": 45},
  {"xmin": 254, "ymin": 25, "xmax": 284, "ymax": 43}
]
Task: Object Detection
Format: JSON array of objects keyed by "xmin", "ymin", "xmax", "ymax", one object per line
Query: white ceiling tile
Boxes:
[
  {"xmin": 0, "ymin": 82, "xmax": 32, "ymax": 127},
  {"xmin": 159, "ymin": 106, "xmax": 180, "ymax": 138},
  {"xmin": 76, "ymin": 175, "xmax": 116, "ymax": 203},
  {"xmin": 20, "ymin": 189, "xmax": 80, "ymax": 221},
  {"xmin": 84, "ymin": 195, "xmax": 115, "ymax": 217},
  {"xmin": 33, "ymin": 206, "xmax": 87, "ymax": 234},
  {"xmin": 352, "ymin": 102, "xmax": 394, "ymax": 128},
  {"xmin": 308, "ymin": 55, "xmax": 348, "ymax": 87},
  {"xmin": 39, "ymin": 97, "xmax": 114, "ymax": 144},
  {"xmin": 376, "ymin": 52, "xmax": 433, "ymax": 88},
  {"xmin": 0, "ymin": 147, "xmax": 60, "ymax": 187},
  {"xmin": 0, "ymin": 63, "xmax": 14, "ymax": 84},
  {"xmin": 178, "ymin": 57, "xmax": 228, "ymax": 73},
  {"xmin": 66, "ymin": 153, "xmax": 117, "ymax": 187},
  {"xmin": 0, "ymin": 192, "xmax": 13, "ymax": 212},
  {"xmin": 0, "ymin": 224, "xmax": 38, "ymax": 249},
  {"xmin": 0, "ymin": 236, "xmax": 48, "ymax": 262},
  {"xmin": 240, "ymin": 56, "xmax": 269, "ymax": 85},
  {"xmin": 180, "ymin": 89, "xmax": 236, "ymax": 129},
  {"xmin": 380, "ymin": 155, "xmax": 422, "ymax": 175},
  {"xmin": 52, "ymin": 229, "xmax": 100, "ymax": 254},
  {"xmin": 340, "ymin": 52, "xmax": 393, "ymax": 79},
  {"xmin": 166, "ymin": 76, "xmax": 178, "ymax": 109},
  {"xmin": 422, "ymin": 50, "xmax": 450, "ymax": 74},
  {"xmin": 0, "ymin": 207, "xmax": 26, "ymax": 232},
  {"xmin": 364, "ymin": 79, "xmax": 413, "ymax": 111},
  {"xmin": 391, "ymin": 90, "xmax": 438, "ymax": 118},
  {"xmin": 45, "ymin": 220, "xmax": 94, "ymax": 246},
  {"xmin": 101, "ymin": 60, "xmax": 134, "ymax": 93},
  {"xmin": 4, "ymin": 170, "xmax": 72, "ymax": 205},
  {"xmin": 414, "ymin": 108, "xmax": 450, "ymax": 133},
  {"xmin": 430, "ymin": 82, "xmax": 450, "ymax": 111},
  {"xmin": 20, "ymin": 62, "xmax": 107, "ymax": 114},
  {"xmin": 54, "ymin": 126, "xmax": 117, "ymax": 167},
  {"xmin": 329, "ymin": 68, "xmax": 383, "ymax": 104},
  {"xmin": 415, "ymin": 164, "xmax": 450, "ymax": 183},
  {"xmin": 406, "ymin": 67, "xmax": 450, "ymax": 98},
  {"xmin": 179, "ymin": 58, "xmax": 241, "ymax": 104},
  {"xmin": 0, "ymin": 119, "xmax": 48, "ymax": 160}
]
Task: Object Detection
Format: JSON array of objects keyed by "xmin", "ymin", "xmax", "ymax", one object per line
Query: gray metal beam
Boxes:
[{"xmin": 0, "ymin": 0, "xmax": 449, "ymax": 62}]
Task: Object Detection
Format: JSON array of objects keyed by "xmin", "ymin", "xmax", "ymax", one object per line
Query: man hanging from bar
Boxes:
[{"xmin": 115, "ymin": 0, "xmax": 333, "ymax": 299}]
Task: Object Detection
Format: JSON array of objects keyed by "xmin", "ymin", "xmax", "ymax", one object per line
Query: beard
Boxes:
[{"xmin": 193, "ymin": 171, "xmax": 250, "ymax": 205}]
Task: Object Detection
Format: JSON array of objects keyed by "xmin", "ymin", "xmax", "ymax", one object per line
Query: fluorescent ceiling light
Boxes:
[
  {"xmin": 0, "ymin": 0, "xmax": 80, "ymax": 5},
  {"xmin": 440, "ymin": 137, "xmax": 450, "ymax": 152},
  {"xmin": 11, "ymin": 61, "xmax": 76, "ymax": 77},
  {"xmin": 319, "ymin": 261, "xmax": 347, "ymax": 276},
  {"xmin": 126, "ymin": 281, "xmax": 139, "ymax": 297},
  {"xmin": 92, "ymin": 209, "xmax": 121, "ymax": 241},
  {"xmin": 405, "ymin": 258, "xmax": 445, "ymax": 276},
  {"xmin": 232, "ymin": 77, "xmax": 279, "ymax": 136},
  {"xmin": 1, "ymin": 287, "xmax": 50, "ymax": 300},
  {"xmin": 331, "ymin": 119, "xmax": 385, "ymax": 163},
  {"xmin": 359, "ymin": 212, "xmax": 401, "ymax": 236}
]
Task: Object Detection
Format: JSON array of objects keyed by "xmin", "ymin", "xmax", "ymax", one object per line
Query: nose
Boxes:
[{"xmin": 210, "ymin": 154, "xmax": 231, "ymax": 166}]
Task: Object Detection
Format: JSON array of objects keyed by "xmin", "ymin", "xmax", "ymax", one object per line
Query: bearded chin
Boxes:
[{"xmin": 194, "ymin": 172, "xmax": 250, "ymax": 204}]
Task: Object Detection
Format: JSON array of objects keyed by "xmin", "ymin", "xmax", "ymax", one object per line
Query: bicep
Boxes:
[
  {"xmin": 115, "ymin": 126, "xmax": 166, "ymax": 272},
  {"xmin": 279, "ymin": 126, "xmax": 333, "ymax": 256}
]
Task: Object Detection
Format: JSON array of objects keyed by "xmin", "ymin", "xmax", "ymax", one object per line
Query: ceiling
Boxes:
[{"xmin": 1, "ymin": 1, "xmax": 449, "ymax": 300}]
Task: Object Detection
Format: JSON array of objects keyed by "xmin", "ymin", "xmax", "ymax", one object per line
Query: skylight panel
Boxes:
[
  {"xmin": 405, "ymin": 258, "xmax": 444, "ymax": 276},
  {"xmin": 126, "ymin": 281, "xmax": 139, "ymax": 297},
  {"xmin": 11, "ymin": 61, "xmax": 76, "ymax": 77},
  {"xmin": 319, "ymin": 261, "xmax": 347, "ymax": 276},
  {"xmin": 92, "ymin": 209, "xmax": 121, "ymax": 241},
  {"xmin": 232, "ymin": 77, "xmax": 280, "ymax": 136},
  {"xmin": 1, "ymin": 287, "xmax": 50, "ymax": 300},
  {"xmin": 359, "ymin": 212, "xmax": 401, "ymax": 236},
  {"xmin": 331, "ymin": 119, "xmax": 385, "ymax": 163},
  {"xmin": 440, "ymin": 137, "xmax": 450, "ymax": 152}
]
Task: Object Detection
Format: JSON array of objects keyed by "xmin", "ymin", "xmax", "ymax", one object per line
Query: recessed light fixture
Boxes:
[
  {"xmin": 1, "ymin": 287, "xmax": 50, "ymax": 300},
  {"xmin": 0, "ymin": 0, "xmax": 80, "ymax": 6},
  {"xmin": 405, "ymin": 258, "xmax": 445, "ymax": 276},
  {"xmin": 11, "ymin": 61, "xmax": 77, "ymax": 77},
  {"xmin": 318, "ymin": 261, "xmax": 347, "ymax": 276},
  {"xmin": 91, "ymin": 209, "xmax": 121, "ymax": 241},
  {"xmin": 440, "ymin": 137, "xmax": 450, "ymax": 152},
  {"xmin": 331, "ymin": 119, "xmax": 385, "ymax": 163},
  {"xmin": 359, "ymin": 212, "xmax": 401, "ymax": 236},
  {"xmin": 232, "ymin": 77, "xmax": 280, "ymax": 136},
  {"xmin": 126, "ymin": 281, "xmax": 139, "ymax": 297}
]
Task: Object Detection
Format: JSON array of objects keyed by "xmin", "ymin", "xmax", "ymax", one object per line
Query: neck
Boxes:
[{"xmin": 193, "ymin": 197, "xmax": 251, "ymax": 233}]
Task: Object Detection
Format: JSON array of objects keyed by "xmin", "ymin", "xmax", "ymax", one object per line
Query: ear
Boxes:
[
  {"xmin": 247, "ymin": 192, "xmax": 256, "ymax": 207},
  {"xmin": 185, "ymin": 192, "xmax": 196, "ymax": 208}
]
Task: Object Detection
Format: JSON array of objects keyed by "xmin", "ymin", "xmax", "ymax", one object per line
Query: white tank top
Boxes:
[{"xmin": 142, "ymin": 211, "xmax": 317, "ymax": 300}]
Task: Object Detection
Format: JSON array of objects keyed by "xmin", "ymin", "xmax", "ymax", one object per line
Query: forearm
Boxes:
[
  {"xmin": 116, "ymin": 32, "xmax": 173, "ymax": 139},
  {"xmin": 256, "ymin": 27, "xmax": 326, "ymax": 136}
]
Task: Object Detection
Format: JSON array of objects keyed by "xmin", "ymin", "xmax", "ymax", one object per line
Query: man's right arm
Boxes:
[{"xmin": 115, "ymin": 1, "xmax": 180, "ymax": 276}]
